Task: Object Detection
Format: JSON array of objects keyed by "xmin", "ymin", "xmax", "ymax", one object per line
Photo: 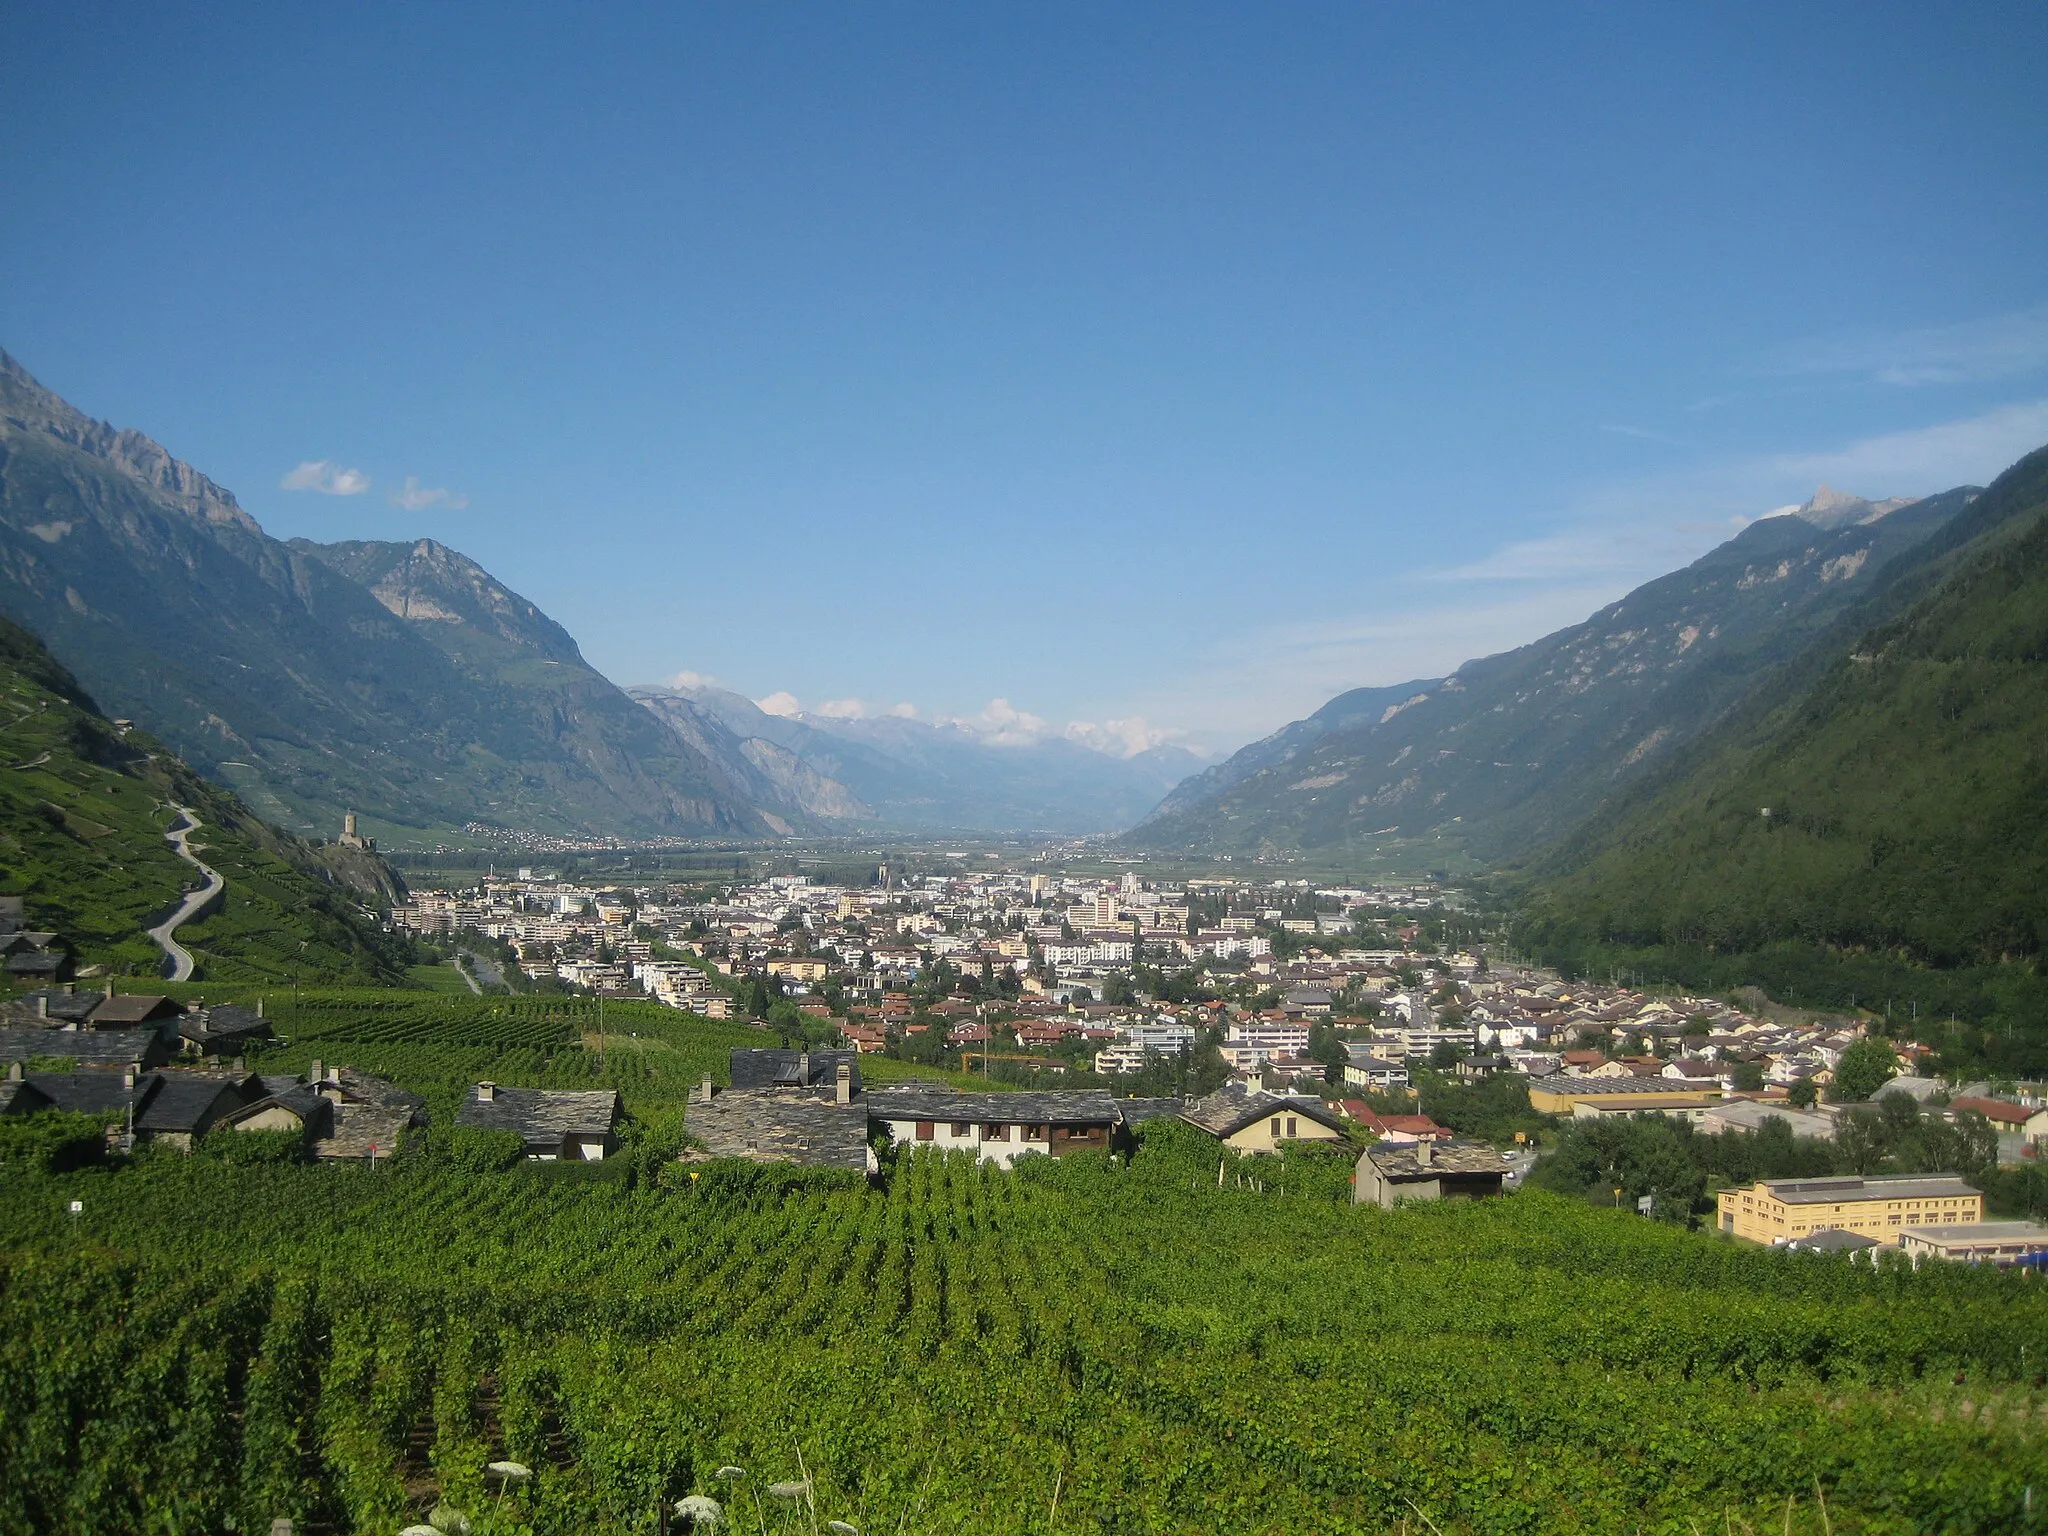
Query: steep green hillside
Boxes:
[
  {"xmin": 0, "ymin": 616, "xmax": 409, "ymax": 983},
  {"xmin": 0, "ymin": 350, "xmax": 770, "ymax": 841},
  {"xmin": 1520, "ymin": 444, "xmax": 2048, "ymax": 1061},
  {"xmin": 1126, "ymin": 487, "xmax": 1975, "ymax": 862}
]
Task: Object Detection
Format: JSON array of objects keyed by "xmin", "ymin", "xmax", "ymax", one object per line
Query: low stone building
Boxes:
[
  {"xmin": 1354, "ymin": 1137, "xmax": 1510, "ymax": 1208},
  {"xmin": 867, "ymin": 1087, "xmax": 1123, "ymax": 1167},
  {"xmin": 455, "ymin": 1082, "xmax": 623, "ymax": 1161},
  {"xmin": 685, "ymin": 1048, "xmax": 874, "ymax": 1174}
]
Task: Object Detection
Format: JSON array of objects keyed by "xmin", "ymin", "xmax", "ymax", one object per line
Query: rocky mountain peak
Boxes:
[
  {"xmin": 1794, "ymin": 484, "xmax": 1920, "ymax": 532},
  {"xmin": 0, "ymin": 348, "xmax": 261, "ymax": 535},
  {"xmin": 290, "ymin": 537, "xmax": 585, "ymax": 664}
]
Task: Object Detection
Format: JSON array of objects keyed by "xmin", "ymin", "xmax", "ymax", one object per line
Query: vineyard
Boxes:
[{"xmin": 3, "ymin": 1093, "xmax": 2046, "ymax": 1536}]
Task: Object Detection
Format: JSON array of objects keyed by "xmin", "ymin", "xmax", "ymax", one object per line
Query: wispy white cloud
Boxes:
[
  {"xmin": 816, "ymin": 697, "xmax": 867, "ymax": 719},
  {"xmin": 1752, "ymin": 398, "xmax": 2048, "ymax": 488},
  {"xmin": 885, "ymin": 701, "xmax": 917, "ymax": 718},
  {"xmin": 1770, "ymin": 303, "xmax": 2048, "ymax": 387},
  {"xmin": 280, "ymin": 459, "xmax": 370, "ymax": 495},
  {"xmin": 388, "ymin": 475, "xmax": 469, "ymax": 512},
  {"xmin": 666, "ymin": 669, "xmax": 717, "ymax": 689},
  {"xmin": 757, "ymin": 691, "xmax": 801, "ymax": 717}
]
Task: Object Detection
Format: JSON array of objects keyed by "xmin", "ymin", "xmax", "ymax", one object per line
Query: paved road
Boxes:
[
  {"xmin": 463, "ymin": 948, "xmax": 506, "ymax": 991},
  {"xmin": 148, "ymin": 807, "xmax": 224, "ymax": 982},
  {"xmin": 454, "ymin": 955, "xmax": 483, "ymax": 995}
]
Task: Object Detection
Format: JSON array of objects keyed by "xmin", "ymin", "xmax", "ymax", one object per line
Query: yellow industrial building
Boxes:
[{"xmin": 1717, "ymin": 1174, "xmax": 1982, "ymax": 1246}]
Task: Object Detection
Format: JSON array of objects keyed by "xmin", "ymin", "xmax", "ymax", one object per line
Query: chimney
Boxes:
[
  {"xmin": 835, "ymin": 1060, "xmax": 852, "ymax": 1105},
  {"xmin": 1416, "ymin": 1136, "xmax": 1434, "ymax": 1167},
  {"xmin": 797, "ymin": 1050, "xmax": 811, "ymax": 1086},
  {"xmin": 36, "ymin": 994, "xmax": 47, "ymax": 1020},
  {"xmin": 257, "ymin": 997, "xmax": 264, "ymax": 1019},
  {"xmin": 5, "ymin": 1061, "xmax": 20, "ymax": 1082},
  {"xmin": 308, "ymin": 1059, "xmax": 322, "ymax": 1088},
  {"xmin": 122, "ymin": 1069, "xmax": 135, "ymax": 1091},
  {"xmin": 694, "ymin": 1075, "xmax": 714, "ymax": 1104},
  {"xmin": 478, "ymin": 1081, "xmax": 497, "ymax": 1102}
]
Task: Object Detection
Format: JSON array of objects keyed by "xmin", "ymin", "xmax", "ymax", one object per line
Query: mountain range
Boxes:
[
  {"xmin": 1522, "ymin": 444, "xmax": 2048, "ymax": 972},
  {"xmin": 0, "ymin": 348, "xmax": 1202, "ymax": 842},
  {"xmin": 1124, "ymin": 483, "xmax": 1982, "ymax": 864},
  {"xmin": 632, "ymin": 682, "xmax": 1203, "ymax": 834}
]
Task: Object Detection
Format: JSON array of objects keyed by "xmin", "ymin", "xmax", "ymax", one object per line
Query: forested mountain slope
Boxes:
[
  {"xmin": 0, "ymin": 615, "xmax": 406, "ymax": 982},
  {"xmin": 1521, "ymin": 442, "xmax": 2048, "ymax": 971},
  {"xmin": 1124, "ymin": 485, "xmax": 1977, "ymax": 862},
  {"xmin": 0, "ymin": 349, "xmax": 771, "ymax": 840}
]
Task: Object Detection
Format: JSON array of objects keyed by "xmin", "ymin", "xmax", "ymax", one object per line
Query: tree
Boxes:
[
  {"xmin": 1831, "ymin": 1039, "xmax": 1898, "ymax": 1103},
  {"xmin": 1786, "ymin": 1077, "xmax": 1818, "ymax": 1109},
  {"xmin": 1731, "ymin": 1060, "xmax": 1767, "ymax": 1093}
]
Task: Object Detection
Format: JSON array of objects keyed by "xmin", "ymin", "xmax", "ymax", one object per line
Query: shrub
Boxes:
[{"xmin": 201, "ymin": 1129, "xmax": 306, "ymax": 1165}]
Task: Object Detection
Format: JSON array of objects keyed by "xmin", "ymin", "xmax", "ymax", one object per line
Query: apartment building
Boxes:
[{"xmin": 1717, "ymin": 1174, "xmax": 1983, "ymax": 1247}]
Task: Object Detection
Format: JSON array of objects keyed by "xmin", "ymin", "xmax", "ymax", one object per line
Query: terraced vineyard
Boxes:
[{"xmin": 2, "ymin": 1108, "xmax": 2044, "ymax": 1535}]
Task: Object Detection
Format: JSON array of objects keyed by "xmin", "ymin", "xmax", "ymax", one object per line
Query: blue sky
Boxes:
[{"xmin": 6, "ymin": 3, "xmax": 2048, "ymax": 757}]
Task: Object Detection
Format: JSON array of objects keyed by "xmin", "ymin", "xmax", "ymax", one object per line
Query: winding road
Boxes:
[{"xmin": 148, "ymin": 806, "xmax": 224, "ymax": 982}]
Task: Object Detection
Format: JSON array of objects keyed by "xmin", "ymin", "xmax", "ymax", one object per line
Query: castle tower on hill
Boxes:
[{"xmin": 338, "ymin": 811, "xmax": 374, "ymax": 852}]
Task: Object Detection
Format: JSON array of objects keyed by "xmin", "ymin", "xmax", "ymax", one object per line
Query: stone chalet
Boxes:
[
  {"xmin": 1355, "ymin": 1138, "xmax": 1510, "ymax": 1209},
  {"xmin": 222, "ymin": 1063, "xmax": 427, "ymax": 1162},
  {"xmin": 685, "ymin": 1049, "xmax": 874, "ymax": 1175},
  {"xmin": 456, "ymin": 1081, "xmax": 623, "ymax": 1161},
  {"xmin": 1, "ymin": 1066, "xmax": 254, "ymax": 1150},
  {"xmin": 867, "ymin": 1086, "xmax": 1123, "ymax": 1167}
]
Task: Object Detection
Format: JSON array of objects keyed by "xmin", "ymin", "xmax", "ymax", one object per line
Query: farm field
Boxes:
[{"xmin": 1, "ymin": 1000, "xmax": 2044, "ymax": 1535}]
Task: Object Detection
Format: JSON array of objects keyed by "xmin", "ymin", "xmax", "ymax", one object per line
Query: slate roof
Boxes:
[
  {"xmin": 134, "ymin": 1074, "xmax": 252, "ymax": 1135},
  {"xmin": 20, "ymin": 990, "xmax": 103, "ymax": 1023},
  {"xmin": 326, "ymin": 1067, "xmax": 426, "ymax": 1115},
  {"xmin": 89, "ymin": 994, "xmax": 179, "ymax": 1027},
  {"xmin": 1787, "ymin": 1228, "xmax": 1881, "ymax": 1253},
  {"xmin": 23, "ymin": 1071, "xmax": 146, "ymax": 1115},
  {"xmin": 455, "ymin": 1085, "xmax": 622, "ymax": 1149},
  {"xmin": 1364, "ymin": 1140, "xmax": 1511, "ymax": 1180},
  {"xmin": 728, "ymin": 1048, "xmax": 863, "ymax": 1095},
  {"xmin": 315, "ymin": 1103, "xmax": 415, "ymax": 1161},
  {"xmin": 0, "ymin": 1029, "xmax": 169, "ymax": 1068},
  {"xmin": 1114, "ymin": 1096, "xmax": 1191, "ymax": 1124},
  {"xmin": 0, "ymin": 1079, "xmax": 51, "ymax": 1115},
  {"xmin": 1179, "ymin": 1089, "xmax": 1349, "ymax": 1139},
  {"xmin": 182, "ymin": 1004, "xmax": 271, "ymax": 1046},
  {"xmin": 686, "ymin": 1090, "xmax": 873, "ymax": 1172},
  {"xmin": 864, "ymin": 1087, "xmax": 1122, "ymax": 1125}
]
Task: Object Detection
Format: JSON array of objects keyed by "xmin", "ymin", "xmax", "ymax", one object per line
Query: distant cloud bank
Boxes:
[{"xmin": 732, "ymin": 687, "xmax": 1185, "ymax": 758}]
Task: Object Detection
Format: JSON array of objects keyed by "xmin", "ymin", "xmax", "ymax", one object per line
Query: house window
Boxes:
[
  {"xmin": 952, "ymin": 1122, "xmax": 972, "ymax": 1137},
  {"xmin": 1286, "ymin": 1117, "xmax": 1299, "ymax": 1138},
  {"xmin": 985, "ymin": 1124, "xmax": 1011, "ymax": 1141},
  {"xmin": 1271, "ymin": 1117, "xmax": 1282, "ymax": 1138},
  {"xmin": 1024, "ymin": 1124, "xmax": 1047, "ymax": 1142},
  {"xmin": 916, "ymin": 1120, "xmax": 935, "ymax": 1141}
]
